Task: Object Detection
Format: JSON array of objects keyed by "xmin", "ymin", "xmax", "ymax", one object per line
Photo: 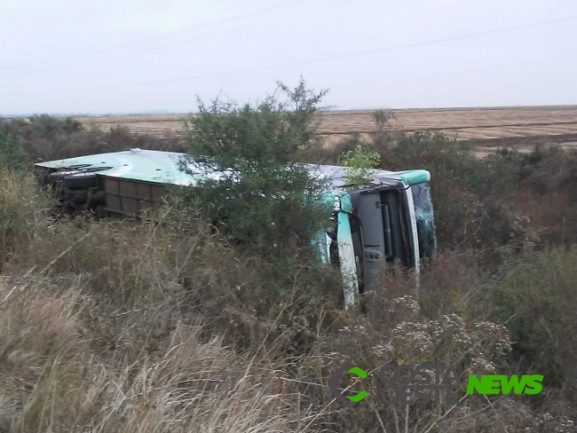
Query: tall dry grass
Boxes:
[
  {"xmin": 1, "ymin": 115, "xmax": 577, "ymax": 432},
  {"xmin": 0, "ymin": 278, "xmax": 314, "ymax": 433},
  {"xmin": 0, "ymin": 171, "xmax": 321, "ymax": 433}
]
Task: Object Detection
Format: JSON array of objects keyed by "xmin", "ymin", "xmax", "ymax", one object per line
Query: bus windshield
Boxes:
[{"xmin": 410, "ymin": 182, "xmax": 437, "ymax": 259}]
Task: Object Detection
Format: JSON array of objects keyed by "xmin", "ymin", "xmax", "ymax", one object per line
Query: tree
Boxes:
[
  {"xmin": 177, "ymin": 78, "xmax": 332, "ymax": 258},
  {"xmin": 371, "ymin": 109, "xmax": 396, "ymax": 147}
]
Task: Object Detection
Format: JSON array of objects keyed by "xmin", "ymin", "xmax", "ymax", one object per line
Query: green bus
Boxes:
[
  {"xmin": 35, "ymin": 149, "xmax": 436, "ymax": 310},
  {"xmin": 309, "ymin": 164, "xmax": 436, "ymax": 308}
]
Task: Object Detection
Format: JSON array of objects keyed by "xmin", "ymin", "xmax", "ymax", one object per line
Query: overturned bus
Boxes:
[{"xmin": 35, "ymin": 148, "xmax": 436, "ymax": 310}]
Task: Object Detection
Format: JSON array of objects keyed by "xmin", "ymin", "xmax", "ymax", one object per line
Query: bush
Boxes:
[
  {"xmin": 518, "ymin": 146, "xmax": 577, "ymax": 200},
  {"xmin": 0, "ymin": 124, "xmax": 27, "ymax": 170},
  {"xmin": 1, "ymin": 115, "xmax": 185, "ymax": 163},
  {"xmin": 178, "ymin": 79, "xmax": 331, "ymax": 259},
  {"xmin": 381, "ymin": 132, "xmax": 516, "ymax": 251},
  {"xmin": 492, "ymin": 247, "xmax": 577, "ymax": 402},
  {"xmin": 28, "ymin": 114, "xmax": 84, "ymax": 137},
  {"xmin": 339, "ymin": 141, "xmax": 381, "ymax": 186}
]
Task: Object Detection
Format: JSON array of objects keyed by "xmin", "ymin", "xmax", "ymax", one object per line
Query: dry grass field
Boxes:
[
  {"xmin": 75, "ymin": 105, "xmax": 577, "ymax": 156},
  {"xmin": 4, "ymin": 105, "xmax": 577, "ymax": 432}
]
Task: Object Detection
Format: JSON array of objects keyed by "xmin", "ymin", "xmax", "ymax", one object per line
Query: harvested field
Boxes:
[{"xmin": 74, "ymin": 105, "xmax": 577, "ymax": 155}]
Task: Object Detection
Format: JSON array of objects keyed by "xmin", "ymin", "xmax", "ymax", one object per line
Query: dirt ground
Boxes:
[{"xmin": 74, "ymin": 105, "xmax": 577, "ymax": 156}]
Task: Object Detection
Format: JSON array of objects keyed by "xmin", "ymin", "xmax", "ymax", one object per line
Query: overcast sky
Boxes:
[{"xmin": 1, "ymin": 0, "xmax": 576, "ymax": 114}]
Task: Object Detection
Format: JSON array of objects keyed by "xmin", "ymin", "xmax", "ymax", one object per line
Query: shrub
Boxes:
[
  {"xmin": 339, "ymin": 141, "xmax": 381, "ymax": 186},
  {"xmin": 382, "ymin": 132, "xmax": 516, "ymax": 251},
  {"xmin": 1, "ymin": 115, "xmax": 184, "ymax": 163},
  {"xmin": 28, "ymin": 114, "xmax": 84, "ymax": 137},
  {"xmin": 492, "ymin": 247, "xmax": 577, "ymax": 403},
  {"xmin": 178, "ymin": 78, "xmax": 332, "ymax": 259},
  {"xmin": 0, "ymin": 124, "xmax": 27, "ymax": 170}
]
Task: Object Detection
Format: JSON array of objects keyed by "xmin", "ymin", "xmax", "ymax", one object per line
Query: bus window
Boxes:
[{"xmin": 410, "ymin": 182, "xmax": 437, "ymax": 258}]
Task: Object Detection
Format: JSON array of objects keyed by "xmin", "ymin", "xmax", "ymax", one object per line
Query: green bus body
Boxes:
[{"xmin": 35, "ymin": 149, "xmax": 436, "ymax": 310}]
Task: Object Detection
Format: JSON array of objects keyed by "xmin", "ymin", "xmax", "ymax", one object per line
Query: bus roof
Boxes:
[{"xmin": 35, "ymin": 149, "xmax": 430, "ymax": 188}]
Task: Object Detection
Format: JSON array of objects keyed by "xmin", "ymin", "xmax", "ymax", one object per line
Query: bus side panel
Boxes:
[{"xmin": 101, "ymin": 177, "xmax": 168, "ymax": 218}]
